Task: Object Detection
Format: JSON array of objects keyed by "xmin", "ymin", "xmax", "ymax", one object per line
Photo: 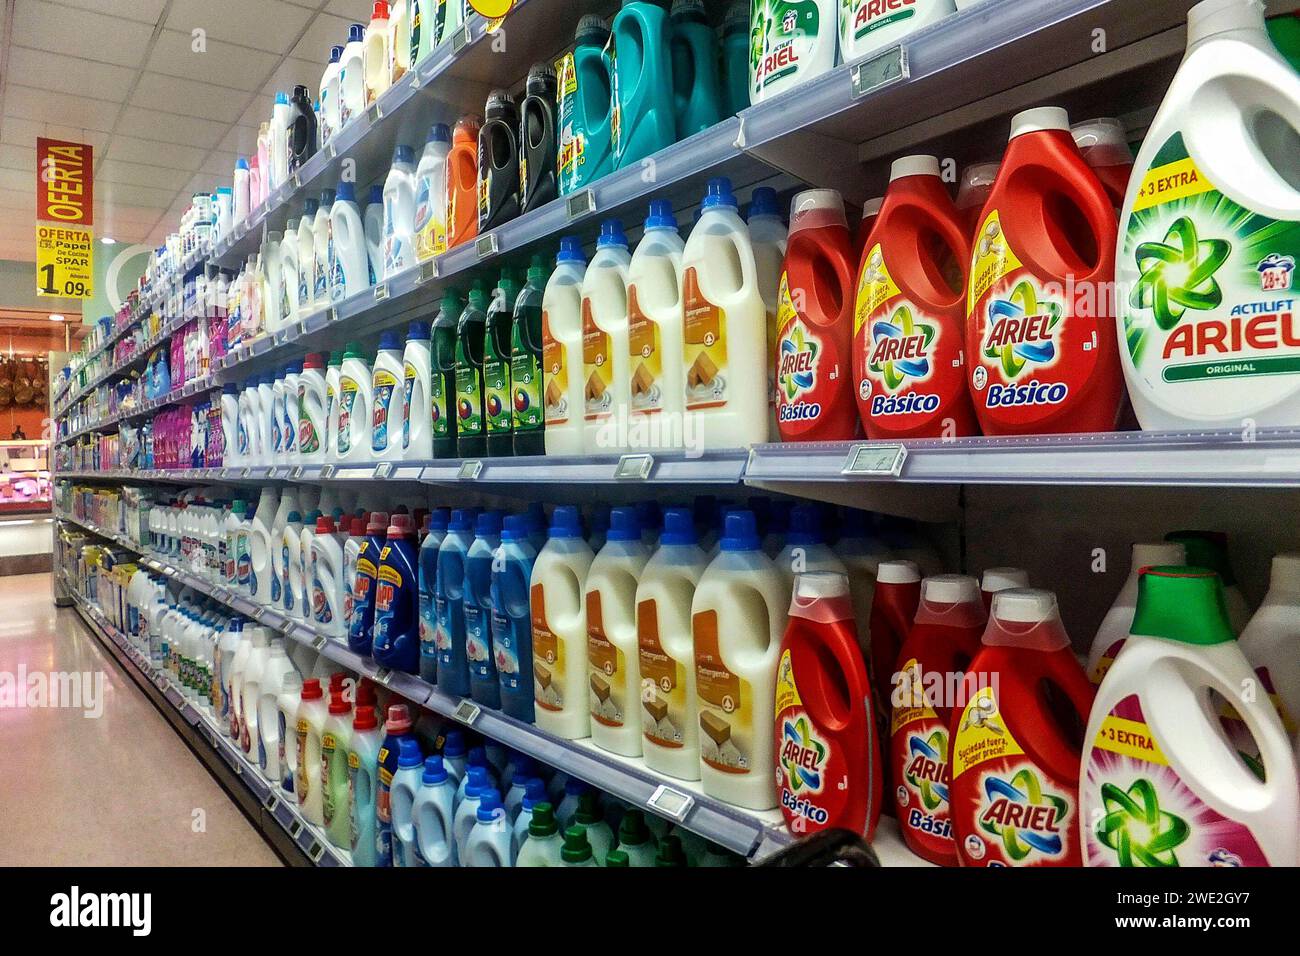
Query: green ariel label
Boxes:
[
  {"xmin": 511, "ymin": 350, "xmax": 542, "ymax": 432},
  {"xmin": 1119, "ymin": 132, "xmax": 1300, "ymax": 418},
  {"xmin": 483, "ymin": 343, "xmax": 511, "ymax": 435},
  {"xmin": 751, "ymin": 0, "xmax": 822, "ymax": 98},
  {"xmin": 455, "ymin": 362, "xmax": 483, "ymax": 436},
  {"xmin": 431, "ymin": 369, "xmax": 449, "ymax": 439},
  {"xmin": 846, "ymin": 0, "xmax": 916, "ymax": 40}
]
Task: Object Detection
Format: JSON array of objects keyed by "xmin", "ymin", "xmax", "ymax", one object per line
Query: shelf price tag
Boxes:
[
  {"xmin": 457, "ymin": 460, "xmax": 482, "ymax": 480},
  {"xmin": 312, "ymin": 634, "xmax": 326, "ymax": 651},
  {"xmin": 263, "ymin": 792, "xmax": 280, "ymax": 813},
  {"xmin": 453, "ymin": 23, "xmax": 471, "ymax": 52},
  {"xmin": 320, "ymin": 464, "xmax": 336, "ymax": 479},
  {"xmin": 453, "ymin": 699, "xmax": 481, "ymax": 725},
  {"xmin": 288, "ymin": 819, "xmax": 303, "ymax": 839},
  {"xmin": 646, "ymin": 785, "xmax": 694, "ymax": 821},
  {"xmin": 565, "ymin": 189, "xmax": 596, "ymax": 221},
  {"xmin": 240, "ymin": 467, "xmax": 251, "ymax": 478},
  {"xmin": 417, "ymin": 260, "xmax": 437, "ymax": 284},
  {"xmin": 373, "ymin": 282, "xmax": 388, "ymax": 301},
  {"xmin": 475, "ymin": 233, "xmax": 499, "ymax": 259},
  {"xmin": 374, "ymin": 462, "xmax": 393, "ymax": 480},
  {"xmin": 851, "ymin": 45, "xmax": 908, "ymax": 98},
  {"xmin": 290, "ymin": 466, "xmax": 304, "ymax": 480},
  {"xmin": 615, "ymin": 453, "xmax": 654, "ymax": 480},
  {"xmin": 307, "ymin": 841, "xmax": 325, "ymax": 863},
  {"xmin": 841, "ymin": 443, "xmax": 907, "ymax": 477},
  {"xmin": 373, "ymin": 667, "xmax": 393, "ymax": 686},
  {"xmin": 367, "ymin": 102, "xmax": 382, "ymax": 123}
]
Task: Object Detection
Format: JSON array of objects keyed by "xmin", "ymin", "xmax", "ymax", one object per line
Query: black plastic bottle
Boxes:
[
  {"xmin": 519, "ymin": 63, "xmax": 559, "ymax": 215},
  {"xmin": 431, "ymin": 287, "xmax": 463, "ymax": 459},
  {"xmin": 511, "ymin": 255, "xmax": 548, "ymax": 457},
  {"xmin": 477, "ymin": 90, "xmax": 521, "ymax": 234},
  {"xmin": 289, "ymin": 84, "xmax": 318, "ymax": 171},
  {"xmin": 454, "ymin": 281, "xmax": 489, "ymax": 458},
  {"xmin": 484, "ymin": 268, "xmax": 521, "ymax": 458}
]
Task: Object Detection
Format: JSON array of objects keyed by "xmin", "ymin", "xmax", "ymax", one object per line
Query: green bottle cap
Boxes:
[
  {"xmin": 1165, "ymin": 530, "xmax": 1236, "ymax": 585},
  {"xmin": 560, "ymin": 824, "xmax": 592, "ymax": 864},
  {"xmin": 343, "ymin": 340, "xmax": 365, "ymax": 359},
  {"xmin": 1131, "ymin": 566, "xmax": 1236, "ymax": 646},
  {"xmin": 618, "ymin": 808, "xmax": 651, "ymax": 847},
  {"xmin": 467, "ymin": 279, "xmax": 487, "ymax": 310},
  {"xmin": 574, "ymin": 791, "xmax": 600, "ymax": 825},
  {"xmin": 527, "ymin": 254, "xmax": 546, "ymax": 285},
  {"xmin": 654, "ymin": 834, "xmax": 688, "ymax": 867},
  {"xmin": 231, "ymin": 499, "xmax": 246, "ymax": 512},
  {"xmin": 327, "ymin": 349, "xmax": 343, "ymax": 366},
  {"xmin": 604, "ymin": 849, "xmax": 630, "ymax": 867},
  {"xmin": 528, "ymin": 802, "xmax": 557, "ymax": 838},
  {"xmin": 440, "ymin": 286, "xmax": 464, "ymax": 312},
  {"xmin": 1268, "ymin": 13, "xmax": 1300, "ymax": 74}
]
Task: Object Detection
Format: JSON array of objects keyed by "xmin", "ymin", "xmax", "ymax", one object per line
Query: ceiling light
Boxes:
[
  {"xmin": 49, "ymin": 314, "xmax": 65, "ymax": 322},
  {"xmin": 101, "ymin": 236, "xmax": 117, "ymax": 245}
]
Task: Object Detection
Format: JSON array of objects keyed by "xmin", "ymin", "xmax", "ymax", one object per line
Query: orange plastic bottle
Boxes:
[
  {"xmin": 855, "ymin": 156, "xmax": 979, "ymax": 440},
  {"xmin": 949, "ymin": 588, "xmax": 1095, "ymax": 867},
  {"xmin": 445, "ymin": 114, "xmax": 481, "ymax": 250},
  {"xmin": 889, "ymin": 574, "xmax": 986, "ymax": 866},
  {"xmin": 965, "ymin": 106, "xmax": 1122, "ymax": 436}
]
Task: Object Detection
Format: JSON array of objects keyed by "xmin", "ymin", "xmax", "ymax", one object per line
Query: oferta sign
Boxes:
[{"xmin": 35, "ymin": 138, "xmax": 94, "ymax": 299}]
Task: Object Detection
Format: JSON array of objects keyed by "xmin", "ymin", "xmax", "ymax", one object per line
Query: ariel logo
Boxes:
[
  {"xmin": 978, "ymin": 769, "xmax": 1068, "ymax": 860},
  {"xmin": 1131, "ymin": 216, "xmax": 1230, "ymax": 330},
  {"xmin": 779, "ymin": 715, "xmax": 827, "ymax": 794},
  {"xmin": 1096, "ymin": 778, "xmax": 1190, "ymax": 867},
  {"xmin": 983, "ymin": 281, "xmax": 1060, "ymax": 377},
  {"xmin": 868, "ymin": 305, "xmax": 934, "ymax": 389},
  {"xmin": 904, "ymin": 730, "xmax": 949, "ymax": 809},
  {"xmin": 778, "ymin": 324, "xmax": 819, "ymax": 398}
]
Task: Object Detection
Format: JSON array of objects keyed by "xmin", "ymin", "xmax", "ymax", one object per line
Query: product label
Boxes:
[
  {"xmin": 402, "ymin": 361, "xmax": 417, "ymax": 449},
  {"xmin": 694, "ymin": 609, "xmax": 754, "ymax": 775},
  {"xmin": 751, "ymin": 0, "xmax": 823, "ymax": 100},
  {"xmin": 683, "ymin": 267, "xmax": 729, "ymax": 410},
  {"xmin": 295, "ymin": 718, "xmax": 311, "ymax": 804},
  {"xmin": 493, "ymin": 607, "xmax": 524, "ymax": 692},
  {"xmin": 774, "ymin": 648, "xmax": 841, "ymax": 833},
  {"xmin": 337, "ymin": 375, "xmax": 359, "ymax": 455},
  {"xmin": 586, "ymin": 590, "xmax": 627, "ymax": 727},
  {"xmin": 606, "ymin": 36, "xmax": 622, "ymax": 160},
  {"xmin": 1119, "ymin": 132, "xmax": 1300, "ymax": 419},
  {"xmin": 1084, "ymin": 694, "xmax": 1269, "ymax": 866},
  {"xmin": 581, "ymin": 297, "xmax": 615, "ymax": 421},
  {"xmin": 299, "ymin": 247, "xmax": 312, "ymax": 305},
  {"xmin": 510, "ymin": 347, "xmax": 543, "ymax": 433},
  {"xmin": 627, "ymin": 284, "xmax": 665, "ymax": 415},
  {"xmin": 774, "ymin": 271, "xmax": 848, "ymax": 434},
  {"xmin": 1089, "ymin": 637, "xmax": 1126, "ymax": 685},
  {"xmin": 297, "ymin": 386, "xmax": 320, "ymax": 454},
  {"xmin": 315, "ymin": 235, "xmax": 329, "ymax": 300},
  {"xmin": 433, "ymin": 592, "xmax": 453, "ymax": 652},
  {"xmin": 465, "ymin": 601, "xmax": 490, "ymax": 669},
  {"xmin": 312, "ymin": 557, "xmax": 332, "ymax": 624},
  {"xmin": 279, "ymin": 710, "xmax": 292, "ymax": 791},
  {"xmin": 321, "ymin": 733, "xmax": 339, "ymax": 826},
  {"xmin": 372, "ymin": 367, "xmax": 398, "ymax": 452},
  {"xmin": 637, "ymin": 598, "xmax": 687, "ymax": 748},
  {"xmin": 542, "ymin": 309, "xmax": 571, "ymax": 426},
  {"xmin": 483, "ymin": 342, "xmax": 512, "ymax": 436},
  {"xmin": 847, "ymin": 0, "xmax": 918, "ymax": 43},
  {"xmin": 454, "ymin": 359, "xmax": 483, "ymax": 436},
  {"xmin": 531, "ymin": 582, "xmax": 566, "ymax": 712},
  {"xmin": 888, "ymin": 658, "xmax": 955, "ymax": 853},
  {"xmin": 431, "ymin": 364, "xmax": 450, "ymax": 439},
  {"xmin": 556, "ymin": 52, "xmax": 581, "ymax": 193},
  {"xmin": 414, "ymin": 170, "xmax": 447, "ymax": 261},
  {"xmin": 281, "ymin": 542, "xmax": 294, "ymax": 614}
]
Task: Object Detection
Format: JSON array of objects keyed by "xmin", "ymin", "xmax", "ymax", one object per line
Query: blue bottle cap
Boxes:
[
  {"xmin": 786, "ymin": 503, "xmax": 824, "ymax": 546},
  {"xmin": 702, "ymin": 177, "xmax": 737, "ymax": 210},
  {"xmin": 408, "ymin": 320, "xmax": 430, "ymax": 341},
  {"xmin": 720, "ymin": 510, "xmax": 760, "ymax": 552},
  {"xmin": 392, "ymin": 144, "xmax": 414, "ymax": 165},
  {"xmin": 557, "ymin": 235, "xmax": 586, "ymax": 264},
  {"xmin": 442, "ymin": 727, "xmax": 466, "ymax": 757},
  {"xmin": 476, "ymin": 789, "xmax": 503, "ymax": 822},
  {"xmin": 429, "ymin": 122, "xmax": 451, "ymax": 144},
  {"xmin": 465, "ymin": 764, "xmax": 489, "ymax": 798},
  {"xmin": 275, "ymin": 91, "xmax": 289, "ymax": 105},
  {"xmin": 660, "ymin": 507, "xmax": 696, "ymax": 546},
  {"xmin": 450, "ymin": 508, "xmax": 475, "ymax": 532},
  {"xmin": 564, "ymin": 777, "xmax": 588, "ymax": 795},
  {"xmin": 467, "ymin": 745, "xmax": 488, "ymax": 768},
  {"xmin": 521, "ymin": 776, "xmax": 547, "ymax": 810},
  {"xmin": 283, "ymin": 360, "xmax": 302, "ymax": 374},
  {"xmin": 368, "ymin": 184, "xmax": 383, "ymax": 205},
  {"xmin": 549, "ymin": 505, "xmax": 583, "ymax": 538},
  {"xmin": 397, "ymin": 736, "xmax": 424, "ymax": 768},
  {"xmin": 329, "ymin": 44, "xmax": 343, "ymax": 63},
  {"xmin": 501, "ymin": 514, "xmax": 526, "ymax": 541},
  {"xmin": 236, "ymin": 156, "xmax": 249, "ymax": 170},
  {"xmin": 422, "ymin": 755, "xmax": 447, "ymax": 784},
  {"xmin": 286, "ymin": 510, "xmax": 301, "ymax": 523},
  {"xmin": 607, "ymin": 507, "xmax": 641, "ymax": 542},
  {"xmin": 306, "ymin": 509, "xmax": 322, "ymax": 523},
  {"xmin": 429, "ymin": 507, "xmax": 450, "ymax": 533},
  {"xmin": 217, "ymin": 186, "xmax": 232, "ymax": 196},
  {"xmin": 644, "ymin": 199, "xmax": 677, "ymax": 231},
  {"xmin": 378, "ymin": 330, "xmax": 401, "ymax": 351},
  {"xmin": 749, "ymin": 185, "xmax": 779, "ymax": 218},
  {"xmin": 474, "ymin": 511, "xmax": 502, "ymax": 537},
  {"xmin": 222, "ymin": 382, "xmax": 239, "ymax": 395},
  {"xmin": 348, "ymin": 22, "xmax": 365, "ymax": 43},
  {"xmin": 319, "ymin": 188, "xmax": 336, "ymax": 207},
  {"xmin": 335, "ymin": 181, "xmax": 355, "ymax": 202},
  {"xmin": 596, "ymin": 219, "xmax": 627, "ymax": 249},
  {"xmin": 303, "ymin": 197, "xmax": 319, "ymax": 216}
]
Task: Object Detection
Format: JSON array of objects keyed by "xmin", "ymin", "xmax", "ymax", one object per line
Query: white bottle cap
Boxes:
[
  {"xmin": 991, "ymin": 587, "xmax": 1058, "ymax": 624},
  {"xmin": 861, "ymin": 196, "xmax": 883, "ymax": 219},
  {"xmin": 1132, "ymin": 542, "xmax": 1184, "ymax": 570},
  {"xmin": 1009, "ymin": 106, "xmax": 1070, "ymax": 140},
  {"xmin": 890, "ymin": 155, "xmax": 941, "ymax": 181},
  {"xmin": 921, "ymin": 574, "xmax": 980, "ymax": 605},
  {"xmin": 981, "ymin": 567, "xmax": 1029, "ymax": 593},
  {"xmin": 793, "ymin": 570, "xmax": 851, "ymax": 601},
  {"xmin": 1270, "ymin": 552, "xmax": 1300, "ymax": 592},
  {"xmin": 876, "ymin": 559, "xmax": 920, "ymax": 584},
  {"xmin": 789, "ymin": 188, "xmax": 848, "ymax": 233},
  {"xmin": 1187, "ymin": 0, "xmax": 1264, "ymax": 46}
]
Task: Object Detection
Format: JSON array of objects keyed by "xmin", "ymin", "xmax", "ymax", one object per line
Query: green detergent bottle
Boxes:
[
  {"xmin": 611, "ymin": 0, "xmax": 677, "ymax": 170},
  {"xmin": 455, "ymin": 281, "xmax": 489, "ymax": 458},
  {"xmin": 721, "ymin": 1, "xmax": 750, "ymax": 116},
  {"xmin": 431, "ymin": 287, "xmax": 463, "ymax": 459},
  {"xmin": 670, "ymin": 0, "xmax": 723, "ymax": 138},
  {"xmin": 511, "ymin": 255, "xmax": 548, "ymax": 457},
  {"xmin": 558, "ymin": 16, "xmax": 615, "ymax": 195},
  {"xmin": 484, "ymin": 268, "xmax": 522, "ymax": 458}
]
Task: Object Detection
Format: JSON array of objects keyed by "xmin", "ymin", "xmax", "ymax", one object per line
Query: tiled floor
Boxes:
[{"xmin": 0, "ymin": 573, "xmax": 282, "ymax": 866}]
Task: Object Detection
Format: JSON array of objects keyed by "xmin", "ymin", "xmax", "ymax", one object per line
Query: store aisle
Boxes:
[{"xmin": 0, "ymin": 574, "xmax": 281, "ymax": 866}]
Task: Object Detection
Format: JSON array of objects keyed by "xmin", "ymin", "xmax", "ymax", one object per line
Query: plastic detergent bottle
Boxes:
[
  {"xmin": 412, "ymin": 755, "xmax": 457, "ymax": 866},
  {"xmin": 331, "ymin": 182, "xmax": 369, "ymax": 300},
  {"xmin": 1117, "ymin": 0, "xmax": 1300, "ymax": 430},
  {"xmin": 262, "ymin": 232, "xmax": 285, "ymax": 336},
  {"xmin": 270, "ymin": 92, "xmax": 291, "ymax": 190},
  {"xmin": 856, "ymin": 155, "xmax": 977, "ymax": 440},
  {"xmin": 453, "ymin": 282, "xmax": 488, "ymax": 457},
  {"xmin": 220, "ymin": 383, "xmax": 241, "ymax": 467},
  {"xmin": 966, "ymin": 106, "xmax": 1122, "ymax": 435},
  {"xmin": 478, "ymin": 90, "xmax": 521, "ymax": 233},
  {"xmin": 954, "ymin": 163, "xmax": 997, "ymax": 240},
  {"xmin": 338, "ymin": 23, "xmax": 366, "ymax": 128},
  {"xmin": 775, "ymin": 189, "xmax": 857, "ymax": 441},
  {"xmin": 1082, "ymin": 565, "xmax": 1300, "ymax": 867},
  {"xmin": 321, "ymin": 692, "xmax": 355, "ymax": 848},
  {"xmin": 310, "ymin": 514, "xmax": 346, "ymax": 638},
  {"xmin": 484, "ymin": 270, "xmax": 522, "ymax": 456},
  {"xmin": 559, "ymin": 38, "xmax": 614, "ymax": 196},
  {"xmin": 636, "ymin": 508, "xmax": 709, "ymax": 779},
  {"xmin": 492, "ymin": 515, "xmax": 538, "ymax": 721},
  {"xmin": 980, "ymin": 566, "xmax": 1029, "ymax": 613},
  {"xmin": 280, "ymin": 510, "xmax": 304, "ymax": 619},
  {"xmin": 343, "ymin": 515, "xmax": 366, "ymax": 634},
  {"xmin": 312, "ymin": 189, "xmax": 333, "ymax": 303},
  {"xmin": 721, "ymin": 1, "xmax": 749, "ymax": 116},
  {"xmin": 464, "ymin": 789, "xmax": 513, "ymax": 867},
  {"xmin": 456, "ymin": 747, "xmax": 496, "ymax": 807},
  {"xmin": 571, "ymin": 791, "xmax": 615, "ymax": 865},
  {"xmin": 465, "ymin": 511, "xmax": 504, "ymax": 707},
  {"xmin": 748, "ymin": 187, "xmax": 788, "ymax": 438},
  {"xmin": 282, "ymin": 361, "xmax": 303, "ymax": 463},
  {"xmin": 692, "ymin": 510, "xmax": 788, "ymax": 808},
  {"xmin": 840, "ymin": 0, "xmax": 954, "ymax": 63},
  {"xmin": 382, "ymin": 145, "xmax": 417, "ymax": 277},
  {"xmin": 586, "ymin": 508, "xmax": 651, "ymax": 756},
  {"xmin": 750, "ymin": 0, "xmax": 836, "ymax": 104},
  {"xmin": 297, "ymin": 353, "xmax": 327, "ymax": 464},
  {"xmin": 446, "ymin": 114, "xmax": 481, "ymax": 249},
  {"xmin": 269, "ymin": 488, "xmax": 299, "ymax": 609},
  {"xmin": 365, "ymin": 185, "xmax": 384, "ymax": 285},
  {"xmin": 610, "ymin": 0, "xmax": 675, "ymax": 170},
  {"xmin": 437, "ymin": 0, "xmax": 464, "ymax": 45},
  {"xmin": 389, "ymin": 737, "xmax": 426, "ymax": 866},
  {"xmin": 370, "ymin": 331, "xmax": 405, "ymax": 460},
  {"xmin": 654, "ymin": 832, "xmax": 688, "ymax": 866},
  {"xmin": 435, "ymin": 509, "xmax": 475, "ymax": 697},
  {"xmin": 831, "ymin": 509, "xmax": 892, "ymax": 662},
  {"xmin": 337, "ymin": 341, "xmax": 373, "ymax": 462},
  {"xmin": 888, "ymin": 574, "xmax": 985, "ymax": 865},
  {"xmin": 776, "ymin": 570, "xmax": 883, "ymax": 841},
  {"xmin": 682, "ymin": 178, "xmax": 769, "ymax": 449},
  {"xmin": 669, "ymin": 0, "xmax": 722, "ymax": 140},
  {"xmin": 295, "ymin": 677, "xmax": 328, "ymax": 824},
  {"xmin": 531, "ymin": 506, "xmax": 596, "ymax": 738},
  {"xmin": 625, "ymin": 201, "xmax": 686, "ymax": 449},
  {"xmin": 249, "ymin": 488, "xmax": 278, "ymax": 605},
  {"xmin": 348, "ymin": 510, "xmax": 389, "ymax": 655},
  {"xmin": 1087, "ymin": 542, "xmax": 1186, "ymax": 683},
  {"xmin": 510, "ymin": 257, "xmax": 547, "ymax": 456},
  {"xmin": 1166, "ymin": 530, "xmax": 1252, "ymax": 633},
  {"xmin": 453, "ymin": 765, "xmax": 489, "ymax": 858},
  {"xmin": 516, "ymin": 802, "xmax": 564, "ymax": 866},
  {"xmin": 408, "ymin": 0, "xmax": 431, "ymax": 67},
  {"xmin": 364, "ymin": 1, "xmax": 392, "ymax": 104},
  {"xmin": 558, "ymin": 825, "xmax": 599, "ymax": 867},
  {"xmin": 613, "ymin": 808, "xmax": 658, "ymax": 866},
  {"xmin": 1071, "ymin": 117, "xmax": 1132, "ymax": 209},
  {"xmin": 580, "ymin": 220, "xmax": 633, "ymax": 453},
  {"xmin": 347, "ymin": 704, "xmax": 382, "ymax": 866},
  {"xmin": 319, "ymin": 46, "xmax": 343, "ymax": 147},
  {"xmin": 376, "ymin": 703, "xmax": 414, "ymax": 867},
  {"xmin": 289, "ymin": 84, "xmax": 318, "ymax": 171},
  {"xmin": 519, "ymin": 64, "xmax": 559, "ymax": 215},
  {"xmin": 773, "ymin": 503, "xmax": 847, "ymax": 596},
  {"xmin": 414, "ymin": 123, "xmax": 451, "ymax": 261},
  {"xmin": 418, "ymin": 508, "xmax": 450, "ymax": 682},
  {"xmin": 276, "ymin": 669, "xmax": 302, "ymax": 794},
  {"xmin": 431, "ymin": 288, "xmax": 464, "ymax": 458},
  {"xmin": 542, "ymin": 237, "xmax": 588, "ymax": 455},
  {"xmin": 389, "ymin": 0, "xmax": 411, "ymax": 83},
  {"xmin": 950, "ymin": 589, "xmax": 1095, "ymax": 867},
  {"xmin": 1237, "ymin": 552, "xmax": 1300, "ymax": 737},
  {"xmin": 373, "ymin": 513, "xmax": 420, "ymax": 672}
]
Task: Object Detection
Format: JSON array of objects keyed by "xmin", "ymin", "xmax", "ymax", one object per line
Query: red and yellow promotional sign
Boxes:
[{"xmin": 35, "ymin": 138, "xmax": 94, "ymax": 298}]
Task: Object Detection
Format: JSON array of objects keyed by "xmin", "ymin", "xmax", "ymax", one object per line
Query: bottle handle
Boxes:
[{"xmin": 1012, "ymin": 651, "xmax": 1095, "ymax": 782}]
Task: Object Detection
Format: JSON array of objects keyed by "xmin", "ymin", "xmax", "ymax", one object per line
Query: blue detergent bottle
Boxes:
[
  {"xmin": 418, "ymin": 507, "xmax": 450, "ymax": 683},
  {"xmin": 523, "ymin": 501, "xmax": 548, "ymax": 552},
  {"xmin": 465, "ymin": 510, "xmax": 504, "ymax": 707},
  {"xmin": 491, "ymin": 514, "xmax": 539, "ymax": 722},
  {"xmin": 669, "ymin": 0, "xmax": 723, "ymax": 139},
  {"xmin": 347, "ymin": 510, "xmax": 389, "ymax": 655},
  {"xmin": 721, "ymin": 0, "xmax": 749, "ymax": 117},
  {"xmin": 610, "ymin": 0, "xmax": 676, "ymax": 170},
  {"xmin": 455, "ymin": 745, "xmax": 498, "ymax": 808},
  {"xmin": 375, "ymin": 702, "xmax": 415, "ymax": 868},
  {"xmin": 559, "ymin": 15, "xmax": 615, "ymax": 195},
  {"xmin": 372, "ymin": 512, "xmax": 420, "ymax": 672},
  {"xmin": 440, "ymin": 727, "xmax": 468, "ymax": 788},
  {"xmin": 435, "ymin": 508, "xmax": 476, "ymax": 697}
]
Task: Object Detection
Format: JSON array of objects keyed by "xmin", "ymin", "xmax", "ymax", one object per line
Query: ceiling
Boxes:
[{"xmin": 0, "ymin": 0, "xmax": 383, "ymax": 262}]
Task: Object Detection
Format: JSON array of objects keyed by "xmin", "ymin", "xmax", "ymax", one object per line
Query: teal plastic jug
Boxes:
[
  {"xmin": 721, "ymin": 1, "xmax": 749, "ymax": 116},
  {"xmin": 559, "ymin": 16, "xmax": 615, "ymax": 195},
  {"xmin": 669, "ymin": 0, "xmax": 723, "ymax": 138},
  {"xmin": 611, "ymin": 0, "xmax": 677, "ymax": 170}
]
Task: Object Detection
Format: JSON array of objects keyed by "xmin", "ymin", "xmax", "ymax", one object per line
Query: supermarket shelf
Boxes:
[
  {"xmin": 65, "ymin": 590, "xmax": 350, "ymax": 867},
  {"xmin": 57, "ymin": 378, "xmax": 219, "ymax": 444}
]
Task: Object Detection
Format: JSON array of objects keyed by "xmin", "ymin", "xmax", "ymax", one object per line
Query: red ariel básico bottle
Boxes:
[
  {"xmin": 855, "ymin": 155, "xmax": 978, "ymax": 440},
  {"xmin": 775, "ymin": 571, "xmax": 882, "ymax": 841},
  {"xmin": 949, "ymin": 588, "xmax": 1095, "ymax": 867},
  {"xmin": 867, "ymin": 560, "xmax": 920, "ymax": 752},
  {"xmin": 965, "ymin": 106, "xmax": 1123, "ymax": 435},
  {"xmin": 889, "ymin": 574, "xmax": 985, "ymax": 866},
  {"xmin": 775, "ymin": 189, "xmax": 859, "ymax": 441}
]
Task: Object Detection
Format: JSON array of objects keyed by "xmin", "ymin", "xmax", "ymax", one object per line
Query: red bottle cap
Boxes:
[
  {"xmin": 386, "ymin": 703, "xmax": 412, "ymax": 734},
  {"xmin": 353, "ymin": 704, "xmax": 378, "ymax": 730},
  {"xmin": 388, "ymin": 513, "xmax": 414, "ymax": 538},
  {"xmin": 328, "ymin": 692, "xmax": 351, "ymax": 716},
  {"xmin": 316, "ymin": 514, "xmax": 336, "ymax": 533},
  {"xmin": 371, "ymin": 1, "xmax": 389, "ymax": 20},
  {"xmin": 367, "ymin": 511, "xmax": 390, "ymax": 535},
  {"xmin": 303, "ymin": 352, "xmax": 325, "ymax": 370},
  {"xmin": 300, "ymin": 677, "xmax": 323, "ymax": 700},
  {"xmin": 350, "ymin": 516, "xmax": 367, "ymax": 537}
]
